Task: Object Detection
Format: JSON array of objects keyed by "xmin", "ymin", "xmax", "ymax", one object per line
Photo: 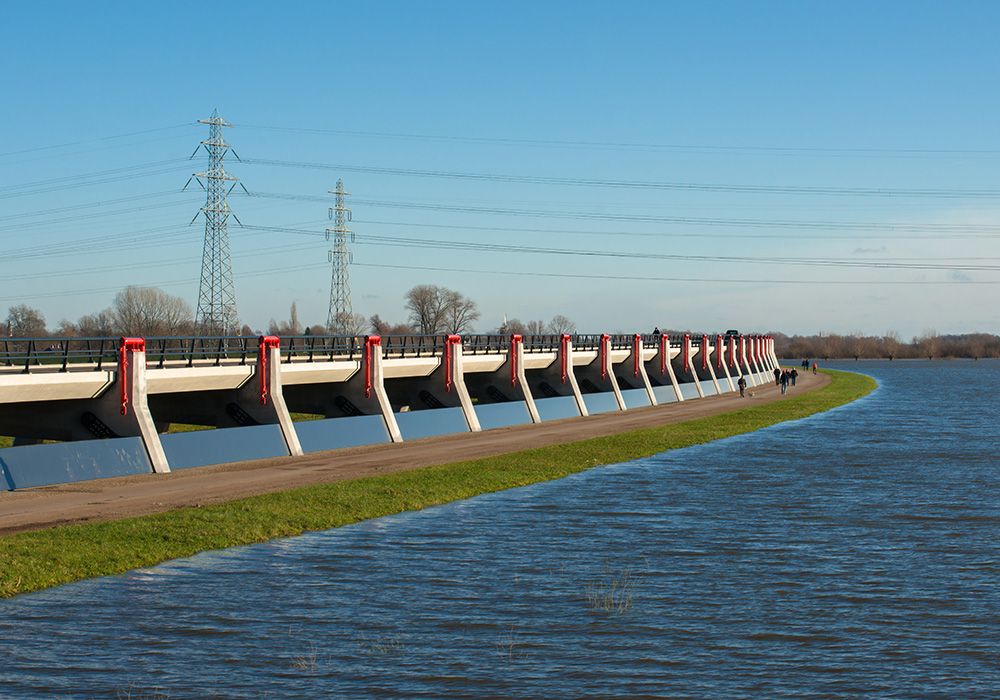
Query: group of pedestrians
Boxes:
[{"xmin": 774, "ymin": 367, "xmax": 798, "ymax": 395}]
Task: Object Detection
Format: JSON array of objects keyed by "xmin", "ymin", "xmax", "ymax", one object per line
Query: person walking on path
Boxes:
[
  {"xmin": 774, "ymin": 367, "xmax": 781, "ymax": 385},
  {"xmin": 780, "ymin": 370, "xmax": 789, "ymax": 395},
  {"xmin": 738, "ymin": 375, "xmax": 747, "ymax": 397},
  {"xmin": 812, "ymin": 362, "xmax": 818, "ymax": 374},
  {"xmin": 791, "ymin": 368, "xmax": 798, "ymax": 387}
]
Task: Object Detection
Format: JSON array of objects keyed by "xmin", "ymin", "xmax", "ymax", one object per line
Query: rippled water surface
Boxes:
[{"xmin": 3, "ymin": 361, "xmax": 1000, "ymax": 698}]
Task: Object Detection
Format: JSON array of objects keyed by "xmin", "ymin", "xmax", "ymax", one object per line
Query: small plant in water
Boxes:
[
  {"xmin": 586, "ymin": 566, "xmax": 635, "ymax": 614},
  {"xmin": 496, "ymin": 624, "xmax": 524, "ymax": 662},
  {"xmin": 290, "ymin": 642, "xmax": 319, "ymax": 672},
  {"xmin": 116, "ymin": 683, "xmax": 171, "ymax": 700}
]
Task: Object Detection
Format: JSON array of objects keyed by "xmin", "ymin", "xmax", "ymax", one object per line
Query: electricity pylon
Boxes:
[
  {"xmin": 326, "ymin": 179, "xmax": 353, "ymax": 331},
  {"xmin": 186, "ymin": 109, "xmax": 246, "ymax": 334}
]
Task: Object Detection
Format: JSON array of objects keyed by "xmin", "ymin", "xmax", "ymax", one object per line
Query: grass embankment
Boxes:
[{"xmin": 0, "ymin": 370, "xmax": 875, "ymax": 598}]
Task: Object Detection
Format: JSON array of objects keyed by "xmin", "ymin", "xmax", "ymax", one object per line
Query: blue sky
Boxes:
[{"xmin": 2, "ymin": 1, "xmax": 999, "ymax": 338}]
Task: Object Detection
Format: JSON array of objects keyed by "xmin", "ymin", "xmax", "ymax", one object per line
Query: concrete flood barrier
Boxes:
[{"xmin": 0, "ymin": 333, "xmax": 780, "ymax": 490}]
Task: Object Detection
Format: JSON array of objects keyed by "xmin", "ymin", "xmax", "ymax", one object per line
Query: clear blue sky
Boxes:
[{"xmin": 2, "ymin": 1, "xmax": 999, "ymax": 339}]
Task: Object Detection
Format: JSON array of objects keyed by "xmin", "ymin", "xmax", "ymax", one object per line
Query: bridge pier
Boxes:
[
  {"xmin": 715, "ymin": 334, "xmax": 737, "ymax": 392},
  {"xmin": 462, "ymin": 335, "xmax": 540, "ymax": 428},
  {"xmin": 522, "ymin": 334, "xmax": 588, "ymax": 419},
  {"xmin": 613, "ymin": 334, "xmax": 656, "ymax": 407},
  {"xmin": 281, "ymin": 336, "xmax": 402, "ymax": 445},
  {"xmin": 643, "ymin": 334, "xmax": 684, "ymax": 403},
  {"xmin": 382, "ymin": 335, "xmax": 481, "ymax": 439},
  {"xmin": 573, "ymin": 334, "xmax": 626, "ymax": 414}
]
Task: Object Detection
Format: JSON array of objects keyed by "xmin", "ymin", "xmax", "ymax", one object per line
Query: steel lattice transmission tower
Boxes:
[
  {"xmin": 187, "ymin": 110, "xmax": 245, "ymax": 334},
  {"xmin": 326, "ymin": 179, "xmax": 354, "ymax": 331}
]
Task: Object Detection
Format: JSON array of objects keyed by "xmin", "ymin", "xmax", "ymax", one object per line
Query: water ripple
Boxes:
[{"xmin": 2, "ymin": 360, "xmax": 1000, "ymax": 697}]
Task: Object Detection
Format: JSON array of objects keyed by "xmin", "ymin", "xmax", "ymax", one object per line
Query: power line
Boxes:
[
  {"xmin": 234, "ymin": 122, "xmax": 1000, "ymax": 158},
  {"xmin": 240, "ymin": 157, "xmax": 1000, "ymax": 199},
  {"xmin": 241, "ymin": 191, "xmax": 1000, "ymax": 235},
  {"xmin": 0, "ymin": 123, "xmax": 193, "ymax": 160},
  {"xmin": 353, "ymin": 217, "xmax": 1000, "ymax": 242},
  {"xmin": 237, "ymin": 224, "xmax": 1000, "ymax": 272},
  {"xmin": 352, "ymin": 262, "xmax": 1000, "ymax": 285}
]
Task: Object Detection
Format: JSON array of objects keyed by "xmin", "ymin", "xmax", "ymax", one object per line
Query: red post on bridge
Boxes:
[
  {"xmin": 683, "ymin": 333, "xmax": 691, "ymax": 373},
  {"xmin": 364, "ymin": 335, "xmax": 381, "ymax": 399},
  {"xmin": 118, "ymin": 337, "xmax": 145, "ymax": 416},
  {"xmin": 510, "ymin": 334, "xmax": 521, "ymax": 386},
  {"xmin": 444, "ymin": 334, "xmax": 462, "ymax": 393},
  {"xmin": 257, "ymin": 335, "xmax": 280, "ymax": 405}
]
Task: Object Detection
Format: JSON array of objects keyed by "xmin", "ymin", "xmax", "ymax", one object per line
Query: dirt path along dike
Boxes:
[{"xmin": 0, "ymin": 372, "xmax": 829, "ymax": 535}]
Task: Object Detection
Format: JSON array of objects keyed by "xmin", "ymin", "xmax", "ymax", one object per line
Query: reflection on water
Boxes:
[{"xmin": 2, "ymin": 361, "xmax": 1000, "ymax": 698}]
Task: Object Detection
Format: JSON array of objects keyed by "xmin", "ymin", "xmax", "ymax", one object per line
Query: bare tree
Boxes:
[
  {"xmin": 331, "ymin": 312, "xmax": 368, "ymax": 335},
  {"xmin": 497, "ymin": 318, "xmax": 527, "ymax": 334},
  {"xmin": 6, "ymin": 305, "xmax": 47, "ymax": 337},
  {"xmin": 268, "ymin": 302, "xmax": 304, "ymax": 336},
  {"xmin": 405, "ymin": 285, "xmax": 450, "ymax": 334},
  {"xmin": 369, "ymin": 314, "xmax": 414, "ymax": 335},
  {"xmin": 405, "ymin": 285, "xmax": 478, "ymax": 334},
  {"xmin": 443, "ymin": 289, "xmax": 480, "ymax": 334},
  {"xmin": 76, "ymin": 310, "xmax": 117, "ymax": 337},
  {"xmin": 112, "ymin": 286, "xmax": 192, "ymax": 337},
  {"xmin": 524, "ymin": 319, "xmax": 547, "ymax": 335},
  {"xmin": 547, "ymin": 314, "xmax": 576, "ymax": 334}
]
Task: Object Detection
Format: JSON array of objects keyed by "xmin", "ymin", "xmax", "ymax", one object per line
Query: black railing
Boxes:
[
  {"xmin": 0, "ymin": 337, "xmax": 118, "ymax": 373},
  {"xmin": 522, "ymin": 334, "xmax": 563, "ymax": 353},
  {"xmin": 380, "ymin": 334, "xmax": 447, "ymax": 358},
  {"xmin": 281, "ymin": 335, "xmax": 361, "ymax": 362},
  {"xmin": 608, "ymin": 334, "xmax": 635, "ymax": 350},
  {"xmin": 573, "ymin": 334, "xmax": 603, "ymax": 351},
  {"xmin": 462, "ymin": 334, "xmax": 508, "ymax": 354},
  {"xmin": 144, "ymin": 336, "xmax": 258, "ymax": 368}
]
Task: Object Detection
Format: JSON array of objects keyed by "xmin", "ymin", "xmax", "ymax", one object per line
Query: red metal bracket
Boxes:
[
  {"xmin": 365, "ymin": 335, "xmax": 381, "ymax": 399},
  {"xmin": 716, "ymin": 334, "xmax": 724, "ymax": 369},
  {"xmin": 600, "ymin": 333, "xmax": 610, "ymax": 380},
  {"xmin": 561, "ymin": 334, "xmax": 571, "ymax": 384},
  {"xmin": 258, "ymin": 335, "xmax": 280, "ymax": 405},
  {"xmin": 683, "ymin": 334, "xmax": 690, "ymax": 373},
  {"xmin": 701, "ymin": 335, "xmax": 709, "ymax": 371},
  {"xmin": 118, "ymin": 337, "xmax": 145, "ymax": 416},
  {"xmin": 444, "ymin": 334, "xmax": 461, "ymax": 392},
  {"xmin": 659, "ymin": 334, "xmax": 667, "ymax": 376},
  {"xmin": 633, "ymin": 334, "xmax": 641, "ymax": 377},
  {"xmin": 510, "ymin": 334, "xmax": 521, "ymax": 386}
]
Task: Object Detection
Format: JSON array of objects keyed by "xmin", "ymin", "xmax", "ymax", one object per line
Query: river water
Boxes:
[{"xmin": 2, "ymin": 360, "xmax": 999, "ymax": 698}]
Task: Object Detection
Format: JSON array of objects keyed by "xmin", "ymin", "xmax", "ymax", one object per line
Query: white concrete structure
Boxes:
[{"xmin": 0, "ymin": 330, "xmax": 770, "ymax": 489}]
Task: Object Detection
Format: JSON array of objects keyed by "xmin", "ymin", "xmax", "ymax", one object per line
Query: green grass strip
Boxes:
[{"xmin": 0, "ymin": 369, "xmax": 875, "ymax": 598}]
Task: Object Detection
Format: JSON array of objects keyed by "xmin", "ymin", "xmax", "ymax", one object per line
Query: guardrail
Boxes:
[
  {"xmin": 380, "ymin": 334, "xmax": 447, "ymax": 358},
  {"xmin": 0, "ymin": 337, "xmax": 118, "ymax": 372},
  {"xmin": 0, "ymin": 332, "xmax": 732, "ymax": 373},
  {"xmin": 280, "ymin": 335, "xmax": 362, "ymax": 362},
  {"xmin": 144, "ymin": 336, "xmax": 258, "ymax": 368},
  {"xmin": 521, "ymin": 335, "xmax": 563, "ymax": 353}
]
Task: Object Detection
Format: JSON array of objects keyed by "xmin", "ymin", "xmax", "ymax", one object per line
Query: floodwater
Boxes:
[{"xmin": 2, "ymin": 360, "xmax": 1000, "ymax": 698}]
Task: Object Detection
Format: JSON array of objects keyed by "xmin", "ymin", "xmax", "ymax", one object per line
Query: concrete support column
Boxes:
[
  {"xmin": 447, "ymin": 336, "xmax": 482, "ymax": 432},
  {"xmin": 512, "ymin": 335, "xmax": 542, "ymax": 423},
  {"xmin": 645, "ymin": 334, "xmax": 683, "ymax": 402},
  {"xmin": 716, "ymin": 334, "xmax": 736, "ymax": 392},
  {"xmin": 365, "ymin": 336, "xmax": 403, "ymax": 442},
  {"xmin": 563, "ymin": 335, "xmax": 589, "ymax": 417},
  {"xmin": 120, "ymin": 338, "xmax": 170, "ymax": 474},
  {"xmin": 740, "ymin": 335, "xmax": 758, "ymax": 386},
  {"xmin": 603, "ymin": 334, "xmax": 627, "ymax": 411},
  {"xmin": 256, "ymin": 337, "xmax": 303, "ymax": 457},
  {"xmin": 701, "ymin": 336, "xmax": 723, "ymax": 395},
  {"xmin": 685, "ymin": 334, "xmax": 706, "ymax": 398},
  {"xmin": 624, "ymin": 335, "xmax": 657, "ymax": 405}
]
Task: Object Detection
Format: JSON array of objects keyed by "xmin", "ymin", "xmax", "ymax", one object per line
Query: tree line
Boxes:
[
  {"xmin": 774, "ymin": 331, "xmax": 1000, "ymax": 360},
  {"xmin": 2, "ymin": 284, "xmax": 578, "ymax": 339}
]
